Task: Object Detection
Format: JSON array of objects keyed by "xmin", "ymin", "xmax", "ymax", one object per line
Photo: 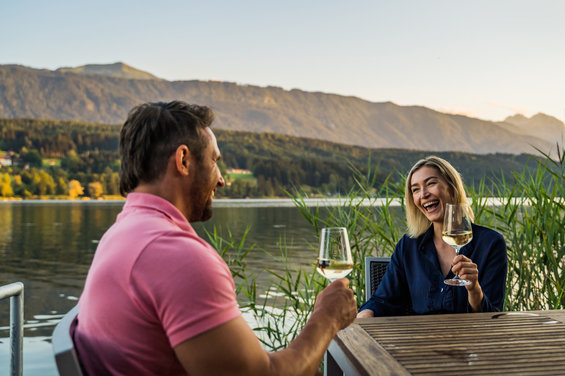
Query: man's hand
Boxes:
[{"xmin": 312, "ymin": 278, "xmax": 357, "ymax": 331}]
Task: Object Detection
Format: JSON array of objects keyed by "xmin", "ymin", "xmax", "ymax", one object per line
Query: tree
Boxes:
[
  {"xmin": 61, "ymin": 150, "xmax": 83, "ymax": 172},
  {"xmin": 56, "ymin": 177, "xmax": 67, "ymax": 195},
  {"xmin": 0, "ymin": 173, "xmax": 13, "ymax": 197},
  {"xmin": 88, "ymin": 181, "xmax": 103, "ymax": 198},
  {"xmin": 97, "ymin": 169, "xmax": 120, "ymax": 196},
  {"xmin": 22, "ymin": 149, "xmax": 43, "ymax": 168},
  {"xmin": 11, "ymin": 174, "xmax": 24, "ymax": 196},
  {"xmin": 108, "ymin": 172, "xmax": 120, "ymax": 196},
  {"xmin": 68, "ymin": 179, "xmax": 84, "ymax": 199},
  {"xmin": 33, "ymin": 169, "xmax": 56, "ymax": 196}
]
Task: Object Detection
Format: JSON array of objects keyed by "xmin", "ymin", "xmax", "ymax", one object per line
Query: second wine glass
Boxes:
[
  {"xmin": 442, "ymin": 203, "xmax": 473, "ymax": 286},
  {"xmin": 316, "ymin": 227, "xmax": 354, "ymax": 282}
]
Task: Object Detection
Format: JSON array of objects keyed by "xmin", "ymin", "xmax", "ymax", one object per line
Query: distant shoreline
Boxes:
[
  {"xmin": 0, "ymin": 197, "xmax": 540, "ymax": 207},
  {"xmin": 0, "ymin": 197, "xmax": 398, "ymax": 207},
  {"xmin": 0, "ymin": 198, "xmax": 126, "ymax": 204}
]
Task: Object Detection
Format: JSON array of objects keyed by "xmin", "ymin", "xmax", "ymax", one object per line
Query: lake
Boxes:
[{"xmin": 0, "ymin": 199, "xmax": 357, "ymax": 375}]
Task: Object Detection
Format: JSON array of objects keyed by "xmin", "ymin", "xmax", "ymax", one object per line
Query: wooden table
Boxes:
[{"xmin": 325, "ymin": 310, "xmax": 565, "ymax": 375}]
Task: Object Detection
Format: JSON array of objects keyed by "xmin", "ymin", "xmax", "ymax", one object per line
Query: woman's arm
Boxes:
[{"xmin": 453, "ymin": 231, "xmax": 507, "ymax": 312}]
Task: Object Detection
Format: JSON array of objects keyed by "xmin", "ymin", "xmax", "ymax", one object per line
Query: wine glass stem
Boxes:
[{"xmin": 453, "ymin": 246, "xmax": 461, "ymax": 278}]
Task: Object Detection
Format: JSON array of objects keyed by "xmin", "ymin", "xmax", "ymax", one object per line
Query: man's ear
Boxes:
[{"xmin": 174, "ymin": 145, "xmax": 191, "ymax": 176}]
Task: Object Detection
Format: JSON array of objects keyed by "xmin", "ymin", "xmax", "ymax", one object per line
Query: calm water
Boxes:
[{"xmin": 0, "ymin": 200, "xmax": 324, "ymax": 375}]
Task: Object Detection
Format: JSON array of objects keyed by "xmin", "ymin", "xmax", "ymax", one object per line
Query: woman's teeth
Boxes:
[{"xmin": 423, "ymin": 201, "xmax": 439, "ymax": 211}]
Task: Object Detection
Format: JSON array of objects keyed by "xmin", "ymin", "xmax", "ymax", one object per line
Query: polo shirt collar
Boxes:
[{"xmin": 123, "ymin": 192, "xmax": 192, "ymax": 232}]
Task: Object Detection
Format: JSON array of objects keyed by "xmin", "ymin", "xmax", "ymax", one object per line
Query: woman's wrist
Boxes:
[
  {"xmin": 357, "ymin": 309, "xmax": 374, "ymax": 318},
  {"xmin": 467, "ymin": 283, "xmax": 484, "ymax": 312}
]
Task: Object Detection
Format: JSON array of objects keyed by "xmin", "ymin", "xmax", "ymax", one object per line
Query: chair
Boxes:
[
  {"xmin": 364, "ymin": 257, "xmax": 391, "ymax": 302},
  {"xmin": 364, "ymin": 256, "xmax": 414, "ymax": 315},
  {"xmin": 0, "ymin": 282, "xmax": 24, "ymax": 376},
  {"xmin": 52, "ymin": 305, "xmax": 84, "ymax": 376}
]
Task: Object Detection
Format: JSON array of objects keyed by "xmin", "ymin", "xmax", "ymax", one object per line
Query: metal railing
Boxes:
[{"xmin": 0, "ymin": 282, "xmax": 24, "ymax": 376}]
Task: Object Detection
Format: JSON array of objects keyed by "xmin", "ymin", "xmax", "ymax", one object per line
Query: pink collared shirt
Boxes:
[{"xmin": 74, "ymin": 193, "xmax": 241, "ymax": 375}]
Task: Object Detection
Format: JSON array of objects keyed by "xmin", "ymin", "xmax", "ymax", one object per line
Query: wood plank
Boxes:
[
  {"xmin": 333, "ymin": 324, "xmax": 412, "ymax": 376},
  {"xmin": 355, "ymin": 310, "xmax": 565, "ymax": 325},
  {"xmin": 396, "ymin": 346, "xmax": 565, "ymax": 357},
  {"xmin": 408, "ymin": 363, "xmax": 565, "ymax": 374}
]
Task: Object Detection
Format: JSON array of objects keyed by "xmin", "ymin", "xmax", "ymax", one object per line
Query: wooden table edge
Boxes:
[{"xmin": 329, "ymin": 323, "xmax": 412, "ymax": 376}]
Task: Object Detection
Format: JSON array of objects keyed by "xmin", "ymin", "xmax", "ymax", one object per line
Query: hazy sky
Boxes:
[{"xmin": 2, "ymin": 0, "xmax": 564, "ymax": 122}]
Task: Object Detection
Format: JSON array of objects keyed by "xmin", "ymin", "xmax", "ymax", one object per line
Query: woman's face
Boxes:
[{"xmin": 410, "ymin": 166, "xmax": 453, "ymax": 224}]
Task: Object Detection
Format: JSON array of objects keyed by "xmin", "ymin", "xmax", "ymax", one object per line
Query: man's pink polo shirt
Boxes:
[{"xmin": 74, "ymin": 193, "xmax": 241, "ymax": 375}]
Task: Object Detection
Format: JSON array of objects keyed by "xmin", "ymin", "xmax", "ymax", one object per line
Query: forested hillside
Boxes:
[
  {"xmin": 1, "ymin": 64, "xmax": 560, "ymax": 156},
  {"xmin": 0, "ymin": 118, "xmax": 543, "ymax": 199}
]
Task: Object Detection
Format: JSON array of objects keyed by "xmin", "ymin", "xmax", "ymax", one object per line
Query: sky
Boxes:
[{"xmin": 2, "ymin": 0, "xmax": 565, "ymax": 123}]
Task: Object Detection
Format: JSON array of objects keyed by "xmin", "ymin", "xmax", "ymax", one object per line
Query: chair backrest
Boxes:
[
  {"xmin": 52, "ymin": 305, "xmax": 84, "ymax": 376},
  {"xmin": 364, "ymin": 257, "xmax": 391, "ymax": 302}
]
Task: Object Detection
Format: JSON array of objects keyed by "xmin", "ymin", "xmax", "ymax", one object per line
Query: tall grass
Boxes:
[
  {"xmin": 470, "ymin": 146, "xmax": 565, "ymax": 310},
  {"xmin": 208, "ymin": 150, "xmax": 564, "ymax": 351}
]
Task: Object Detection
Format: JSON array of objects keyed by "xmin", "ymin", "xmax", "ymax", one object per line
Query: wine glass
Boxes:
[
  {"xmin": 443, "ymin": 203, "xmax": 473, "ymax": 286},
  {"xmin": 316, "ymin": 227, "xmax": 354, "ymax": 282}
]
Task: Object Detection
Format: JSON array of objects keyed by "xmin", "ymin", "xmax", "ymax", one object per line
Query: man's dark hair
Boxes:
[{"xmin": 119, "ymin": 101, "xmax": 214, "ymax": 195}]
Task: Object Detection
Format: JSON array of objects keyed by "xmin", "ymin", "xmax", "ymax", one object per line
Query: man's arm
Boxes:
[{"xmin": 174, "ymin": 278, "xmax": 357, "ymax": 376}]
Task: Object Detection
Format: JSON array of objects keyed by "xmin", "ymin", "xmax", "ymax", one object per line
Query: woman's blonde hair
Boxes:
[{"xmin": 405, "ymin": 156, "xmax": 474, "ymax": 237}]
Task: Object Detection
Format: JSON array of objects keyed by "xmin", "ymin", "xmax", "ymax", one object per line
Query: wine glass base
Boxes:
[{"xmin": 444, "ymin": 278, "xmax": 471, "ymax": 287}]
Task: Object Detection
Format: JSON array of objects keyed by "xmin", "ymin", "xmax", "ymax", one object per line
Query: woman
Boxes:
[{"xmin": 358, "ymin": 156, "xmax": 507, "ymax": 317}]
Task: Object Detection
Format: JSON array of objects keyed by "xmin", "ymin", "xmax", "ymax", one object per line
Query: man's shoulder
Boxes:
[
  {"xmin": 135, "ymin": 222, "xmax": 220, "ymax": 267},
  {"xmin": 113, "ymin": 204, "xmax": 196, "ymax": 240},
  {"xmin": 102, "ymin": 212, "xmax": 171, "ymax": 248},
  {"xmin": 129, "ymin": 224, "xmax": 229, "ymax": 291},
  {"xmin": 98, "ymin": 207, "xmax": 210, "ymax": 266}
]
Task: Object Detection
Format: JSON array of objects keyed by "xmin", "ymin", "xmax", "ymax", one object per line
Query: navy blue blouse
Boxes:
[{"xmin": 359, "ymin": 223, "xmax": 507, "ymax": 315}]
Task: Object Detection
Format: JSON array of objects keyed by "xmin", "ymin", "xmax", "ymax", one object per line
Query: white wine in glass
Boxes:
[
  {"xmin": 443, "ymin": 203, "xmax": 473, "ymax": 286},
  {"xmin": 317, "ymin": 227, "xmax": 354, "ymax": 282}
]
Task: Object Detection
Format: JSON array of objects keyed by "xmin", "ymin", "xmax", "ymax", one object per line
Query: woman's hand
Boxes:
[
  {"xmin": 452, "ymin": 254, "xmax": 484, "ymax": 311},
  {"xmin": 356, "ymin": 309, "xmax": 374, "ymax": 318}
]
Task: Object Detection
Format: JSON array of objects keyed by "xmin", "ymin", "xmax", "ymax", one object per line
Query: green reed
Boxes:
[
  {"xmin": 207, "ymin": 149, "xmax": 564, "ymax": 351},
  {"xmin": 469, "ymin": 146, "xmax": 564, "ymax": 310}
]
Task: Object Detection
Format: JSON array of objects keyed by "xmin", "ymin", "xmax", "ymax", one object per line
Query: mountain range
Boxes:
[{"xmin": 0, "ymin": 63, "xmax": 562, "ymax": 156}]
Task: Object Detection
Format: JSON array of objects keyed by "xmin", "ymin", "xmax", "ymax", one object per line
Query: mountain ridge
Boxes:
[
  {"xmin": 56, "ymin": 62, "xmax": 161, "ymax": 80},
  {"xmin": 500, "ymin": 113, "xmax": 564, "ymax": 145},
  {"xmin": 0, "ymin": 63, "xmax": 561, "ymax": 156}
]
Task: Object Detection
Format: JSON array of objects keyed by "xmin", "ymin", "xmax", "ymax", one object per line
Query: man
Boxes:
[{"xmin": 73, "ymin": 101, "xmax": 357, "ymax": 375}]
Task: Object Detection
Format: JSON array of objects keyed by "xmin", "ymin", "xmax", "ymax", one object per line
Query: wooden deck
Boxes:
[{"xmin": 326, "ymin": 310, "xmax": 565, "ymax": 375}]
